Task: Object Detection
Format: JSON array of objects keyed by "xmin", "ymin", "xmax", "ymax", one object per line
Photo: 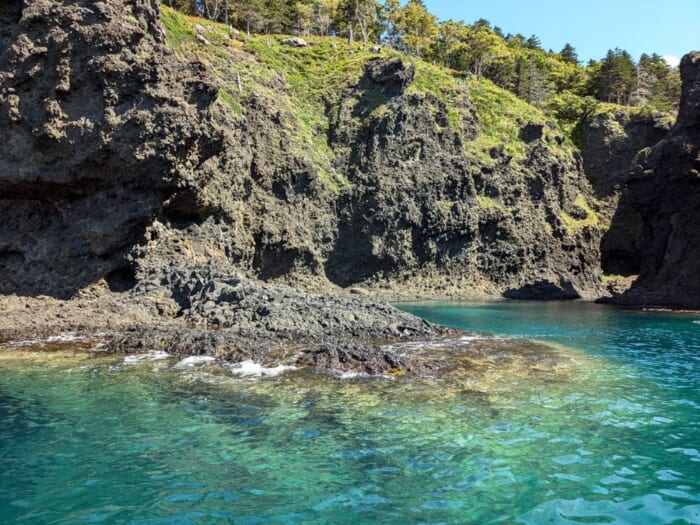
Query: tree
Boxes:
[
  {"xmin": 464, "ymin": 25, "xmax": 501, "ymax": 79},
  {"xmin": 337, "ymin": 0, "xmax": 377, "ymax": 44},
  {"xmin": 167, "ymin": 0, "xmax": 199, "ymax": 15},
  {"xmin": 291, "ymin": 0, "xmax": 314, "ymax": 35},
  {"xmin": 589, "ymin": 48, "xmax": 635, "ymax": 104},
  {"xmin": 525, "ymin": 34, "xmax": 541, "ymax": 50},
  {"xmin": 231, "ymin": 0, "xmax": 266, "ymax": 34},
  {"xmin": 391, "ymin": 0, "xmax": 438, "ymax": 58},
  {"xmin": 311, "ymin": 0, "xmax": 339, "ymax": 36},
  {"xmin": 560, "ymin": 43, "xmax": 579, "ymax": 65},
  {"xmin": 515, "ymin": 53, "xmax": 550, "ymax": 105},
  {"xmin": 379, "ymin": 0, "xmax": 401, "ymax": 47},
  {"xmin": 434, "ymin": 20, "xmax": 467, "ymax": 68},
  {"xmin": 630, "ymin": 53, "xmax": 681, "ymax": 111}
]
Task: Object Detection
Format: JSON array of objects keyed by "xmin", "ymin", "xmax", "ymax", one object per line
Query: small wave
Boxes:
[
  {"xmin": 174, "ymin": 356, "xmax": 216, "ymax": 368},
  {"xmin": 228, "ymin": 360, "xmax": 295, "ymax": 377},
  {"xmin": 693, "ymin": 320, "xmax": 700, "ymax": 325},
  {"xmin": 1, "ymin": 338, "xmax": 42, "ymax": 348},
  {"xmin": 381, "ymin": 333, "xmax": 503, "ymax": 354},
  {"xmin": 2, "ymin": 332, "xmax": 87, "ymax": 348},
  {"xmin": 124, "ymin": 351, "xmax": 172, "ymax": 365},
  {"xmin": 46, "ymin": 333, "xmax": 86, "ymax": 343},
  {"xmin": 333, "ymin": 370, "xmax": 369, "ymax": 379}
]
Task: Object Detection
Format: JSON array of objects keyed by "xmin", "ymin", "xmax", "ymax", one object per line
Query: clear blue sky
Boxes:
[{"xmin": 422, "ymin": 0, "xmax": 700, "ymax": 66}]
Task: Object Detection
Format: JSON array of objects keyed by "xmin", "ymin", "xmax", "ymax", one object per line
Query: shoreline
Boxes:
[{"xmin": 2, "ymin": 287, "xmax": 697, "ymax": 381}]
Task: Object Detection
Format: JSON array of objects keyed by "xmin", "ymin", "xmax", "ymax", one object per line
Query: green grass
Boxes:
[
  {"xmin": 466, "ymin": 77, "xmax": 541, "ymax": 160},
  {"xmin": 475, "ymin": 195, "xmax": 501, "ymax": 210},
  {"xmin": 217, "ymin": 89, "xmax": 244, "ymax": 115},
  {"xmin": 436, "ymin": 200, "xmax": 456, "ymax": 211},
  {"xmin": 560, "ymin": 194, "xmax": 599, "ymax": 233},
  {"xmin": 602, "ymin": 273, "xmax": 633, "ymax": 282},
  {"xmin": 161, "ymin": 7, "xmax": 196, "ymax": 53},
  {"xmin": 160, "ymin": 7, "xmax": 579, "ymax": 189}
]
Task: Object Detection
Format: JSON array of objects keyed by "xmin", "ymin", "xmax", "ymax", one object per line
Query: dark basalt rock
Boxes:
[
  {"xmin": 0, "ymin": 0, "xmax": 220, "ymax": 298},
  {"xmin": 503, "ymin": 280, "xmax": 579, "ymax": 300},
  {"xmin": 297, "ymin": 341, "xmax": 447, "ymax": 377},
  {"xmin": 0, "ymin": 0, "xmax": 623, "ymax": 368},
  {"xmin": 365, "ymin": 57, "xmax": 415, "ymax": 94},
  {"xmin": 0, "ymin": 0, "xmax": 607, "ymax": 307},
  {"xmin": 520, "ymin": 121, "xmax": 544, "ymax": 143},
  {"xmin": 579, "ymin": 109, "xmax": 672, "ymax": 277},
  {"xmin": 607, "ymin": 51, "xmax": 700, "ymax": 309}
]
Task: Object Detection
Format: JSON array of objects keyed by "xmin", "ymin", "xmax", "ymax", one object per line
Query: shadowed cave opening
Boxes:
[{"xmin": 106, "ymin": 265, "xmax": 137, "ymax": 293}]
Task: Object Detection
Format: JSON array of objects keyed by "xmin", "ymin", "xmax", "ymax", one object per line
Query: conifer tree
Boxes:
[{"xmin": 560, "ymin": 43, "xmax": 579, "ymax": 65}]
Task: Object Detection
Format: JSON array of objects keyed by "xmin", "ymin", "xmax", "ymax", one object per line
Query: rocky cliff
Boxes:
[
  {"xmin": 607, "ymin": 52, "xmax": 700, "ymax": 308},
  {"xmin": 3, "ymin": 0, "xmax": 697, "ymax": 368},
  {"xmin": 0, "ymin": 0, "xmax": 222, "ymax": 296},
  {"xmin": 580, "ymin": 111, "xmax": 671, "ymax": 276},
  {"xmin": 0, "ymin": 0, "xmax": 606, "ymax": 309},
  {"xmin": 576, "ymin": 52, "xmax": 700, "ymax": 308}
]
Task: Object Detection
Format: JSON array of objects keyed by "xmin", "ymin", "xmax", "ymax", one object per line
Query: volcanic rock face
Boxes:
[
  {"xmin": 580, "ymin": 112, "xmax": 671, "ymax": 275},
  {"xmin": 0, "ymin": 0, "xmax": 221, "ymax": 297},
  {"xmin": 327, "ymin": 59, "xmax": 603, "ymax": 299},
  {"xmin": 610, "ymin": 52, "xmax": 700, "ymax": 308},
  {"xmin": 0, "ymin": 0, "xmax": 606, "ymax": 311}
]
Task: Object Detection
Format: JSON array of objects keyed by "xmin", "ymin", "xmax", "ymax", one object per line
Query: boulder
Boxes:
[{"xmin": 281, "ymin": 37, "xmax": 308, "ymax": 48}]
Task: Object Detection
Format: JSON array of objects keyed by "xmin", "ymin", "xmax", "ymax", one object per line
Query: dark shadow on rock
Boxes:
[
  {"xmin": 503, "ymin": 280, "xmax": 580, "ymax": 300},
  {"xmin": 519, "ymin": 121, "xmax": 544, "ymax": 143},
  {"xmin": 579, "ymin": 112, "xmax": 670, "ymax": 200},
  {"xmin": 599, "ymin": 192, "xmax": 644, "ymax": 275},
  {"xmin": 106, "ymin": 265, "xmax": 138, "ymax": 293},
  {"xmin": 578, "ymin": 109, "xmax": 671, "ymax": 286},
  {"xmin": 0, "ymin": 0, "xmax": 21, "ymax": 56},
  {"xmin": 595, "ymin": 52, "xmax": 700, "ymax": 309}
]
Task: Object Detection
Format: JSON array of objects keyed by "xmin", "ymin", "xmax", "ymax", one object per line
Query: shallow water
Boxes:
[{"xmin": 1, "ymin": 302, "xmax": 699, "ymax": 524}]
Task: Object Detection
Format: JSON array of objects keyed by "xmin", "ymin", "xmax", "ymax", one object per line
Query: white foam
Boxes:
[
  {"xmin": 380, "ymin": 333, "xmax": 499, "ymax": 355},
  {"xmin": 174, "ymin": 355, "xmax": 216, "ymax": 368},
  {"xmin": 228, "ymin": 360, "xmax": 295, "ymax": 377},
  {"xmin": 459, "ymin": 334, "xmax": 496, "ymax": 342},
  {"xmin": 2, "ymin": 333, "xmax": 88, "ymax": 348},
  {"xmin": 333, "ymin": 370, "xmax": 369, "ymax": 379},
  {"xmin": 693, "ymin": 320, "xmax": 700, "ymax": 325},
  {"xmin": 124, "ymin": 351, "xmax": 172, "ymax": 364},
  {"xmin": 2, "ymin": 338, "xmax": 42, "ymax": 348},
  {"xmin": 46, "ymin": 333, "xmax": 86, "ymax": 343}
]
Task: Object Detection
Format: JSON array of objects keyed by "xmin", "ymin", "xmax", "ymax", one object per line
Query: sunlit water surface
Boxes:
[{"xmin": 1, "ymin": 301, "xmax": 699, "ymax": 524}]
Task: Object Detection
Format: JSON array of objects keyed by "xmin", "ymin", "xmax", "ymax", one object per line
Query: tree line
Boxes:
[{"xmin": 167, "ymin": 0, "xmax": 681, "ymax": 113}]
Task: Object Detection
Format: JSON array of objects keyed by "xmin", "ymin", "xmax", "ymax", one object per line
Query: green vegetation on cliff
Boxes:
[
  {"xmin": 168, "ymin": 1, "xmax": 681, "ymax": 121},
  {"xmin": 161, "ymin": 5, "xmax": 571, "ymax": 177}
]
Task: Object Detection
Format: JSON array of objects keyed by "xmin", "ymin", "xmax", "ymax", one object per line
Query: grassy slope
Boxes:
[{"xmin": 160, "ymin": 7, "xmax": 577, "ymax": 186}]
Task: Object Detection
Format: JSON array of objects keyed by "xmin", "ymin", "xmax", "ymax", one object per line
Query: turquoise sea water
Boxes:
[{"xmin": 1, "ymin": 301, "xmax": 699, "ymax": 524}]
